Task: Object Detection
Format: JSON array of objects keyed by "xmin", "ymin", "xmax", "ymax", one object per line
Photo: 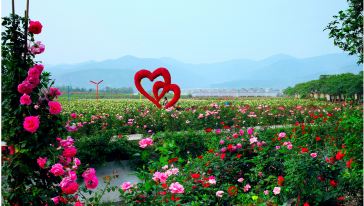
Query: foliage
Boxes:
[
  {"xmin": 117, "ymin": 104, "xmax": 362, "ymax": 205},
  {"xmin": 283, "ymin": 72, "xmax": 363, "ymax": 98},
  {"xmin": 325, "ymin": 0, "xmax": 363, "ymax": 64}
]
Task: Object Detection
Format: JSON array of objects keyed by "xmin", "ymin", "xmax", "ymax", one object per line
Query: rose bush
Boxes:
[{"xmin": 2, "ymin": 14, "xmax": 99, "ymax": 205}]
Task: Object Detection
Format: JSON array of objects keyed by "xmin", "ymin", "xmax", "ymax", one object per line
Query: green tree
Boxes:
[{"xmin": 325, "ymin": 0, "xmax": 363, "ymax": 64}]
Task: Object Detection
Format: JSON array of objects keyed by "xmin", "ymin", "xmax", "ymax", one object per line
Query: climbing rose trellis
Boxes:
[{"xmin": 2, "ymin": 14, "xmax": 98, "ymax": 205}]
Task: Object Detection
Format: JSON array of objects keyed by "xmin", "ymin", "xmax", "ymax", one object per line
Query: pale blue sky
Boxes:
[{"xmin": 1, "ymin": 0, "xmax": 348, "ymax": 65}]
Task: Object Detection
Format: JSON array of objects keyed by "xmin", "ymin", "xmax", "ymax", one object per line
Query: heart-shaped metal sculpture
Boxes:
[{"xmin": 134, "ymin": 67, "xmax": 180, "ymax": 108}]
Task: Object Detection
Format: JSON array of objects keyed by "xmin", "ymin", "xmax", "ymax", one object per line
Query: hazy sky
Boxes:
[{"xmin": 1, "ymin": 0, "xmax": 348, "ymax": 65}]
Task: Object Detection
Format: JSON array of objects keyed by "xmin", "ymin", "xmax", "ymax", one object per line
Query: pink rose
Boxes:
[
  {"xmin": 51, "ymin": 196, "xmax": 60, "ymax": 205},
  {"xmin": 169, "ymin": 182, "xmax": 184, "ymax": 194},
  {"xmin": 49, "ymin": 87, "xmax": 62, "ymax": 98},
  {"xmin": 23, "ymin": 116, "xmax": 40, "ymax": 133},
  {"xmin": 20, "ymin": 94, "xmax": 32, "ymax": 105},
  {"xmin": 37, "ymin": 157, "xmax": 47, "ymax": 169},
  {"xmin": 264, "ymin": 190, "xmax": 269, "ymax": 195},
  {"xmin": 74, "ymin": 158, "xmax": 81, "ymax": 166},
  {"xmin": 273, "ymin": 187, "xmax": 281, "ymax": 195},
  {"xmin": 215, "ymin": 129, "xmax": 221, "ymax": 134},
  {"xmin": 70, "ymin": 113, "xmax": 78, "ymax": 119},
  {"xmin": 238, "ymin": 178, "xmax": 244, "ymax": 183},
  {"xmin": 243, "ymin": 183, "xmax": 251, "ymax": 192},
  {"xmin": 48, "ymin": 101, "xmax": 62, "ymax": 115},
  {"xmin": 74, "ymin": 201, "xmax": 83, "ymax": 206},
  {"xmin": 138, "ymin": 137, "xmax": 153, "ymax": 148},
  {"xmin": 63, "ymin": 146, "xmax": 77, "ymax": 158},
  {"xmin": 247, "ymin": 128, "xmax": 254, "ymax": 135},
  {"xmin": 236, "ymin": 143, "xmax": 242, "ymax": 149},
  {"xmin": 60, "ymin": 136, "xmax": 75, "ymax": 148},
  {"xmin": 220, "ymin": 147, "xmax": 227, "ymax": 153},
  {"xmin": 26, "ymin": 76, "xmax": 40, "ymax": 88},
  {"xmin": 84, "ymin": 176, "xmax": 98, "ymax": 189},
  {"xmin": 68, "ymin": 170, "xmax": 77, "ymax": 181},
  {"xmin": 152, "ymin": 171, "xmax": 168, "ymax": 183},
  {"xmin": 278, "ymin": 132, "xmax": 286, "ymax": 138},
  {"xmin": 34, "ymin": 64, "xmax": 44, "ymax": 73},
  {"xmin": 239, "ymin": 129, "xmax": 244, "ymax": 136},
  {"xmin": 82, "ymin": 168, "xmax": 96, "ymax": 180},
  {"xmin": 60, "ymin": 177, "xmax": 79, "ymax": 194},
  {"xmin": 249, "ymin": 137, "xmax": 258, "ymax": 144},
  {"xmin": 17, "ymin": 81, "xmax": 33, "ymax": 94},
  {"xmin": 50, "ymin": 163, "xmax": 64, "ymax": 176},
  {"xmin": 29, "ymin": 41, "xmax": 45, "ymax": 55},
  {"xmin": 28, "ymin": 67, "xmax": 40, "ymax": 78},
  {"xmin": 208, "ymin": 176, "xmax": 216, "ymax": 184},
  {"xmin": 121, "ymin": 181, "xmax": 132, "ymax": 191},
  {"xmin": 310, "ymin": 153, "xmax": 317, "ymax": 158},
  {"xmin": 28, "ymin": 20, "xmax": 43, "ymax": 34},
  {"xmin": 216, "ymin": 190, "xmax": 224, "ymax": 197}
]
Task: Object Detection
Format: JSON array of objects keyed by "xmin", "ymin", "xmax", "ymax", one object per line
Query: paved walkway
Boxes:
[{"xmin": 80, "ymin": 160, "xmax": 141, "ymax": 203}]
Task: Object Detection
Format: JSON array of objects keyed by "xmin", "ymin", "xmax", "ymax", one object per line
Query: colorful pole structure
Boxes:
[{"xmin": 90, "ymin": 80, "xmax": 103, "ymax": 100}]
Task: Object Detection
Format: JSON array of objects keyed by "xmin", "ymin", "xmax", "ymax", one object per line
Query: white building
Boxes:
[{"xmin": 182, "ymin": 88, "xmax": 282, "ymax": 97}]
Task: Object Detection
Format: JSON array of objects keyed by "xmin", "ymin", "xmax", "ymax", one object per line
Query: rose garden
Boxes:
[{"xmin": 1, "ymin": 2, "xmax": 363, "ymax": 206}]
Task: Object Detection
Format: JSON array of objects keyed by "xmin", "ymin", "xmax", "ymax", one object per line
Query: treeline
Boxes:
[
  {"xmin": 284, "ymin": 72, "xmax": 363, "ymax": 99},
  {"xmin": 57, "ymin": 86, "xmax": 134, "ymax": 94}
]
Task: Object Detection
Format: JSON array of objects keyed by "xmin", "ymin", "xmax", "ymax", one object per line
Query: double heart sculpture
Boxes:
[{"xmin": 134, "ymin": 67, "xmax": 180, "ymax": 109}]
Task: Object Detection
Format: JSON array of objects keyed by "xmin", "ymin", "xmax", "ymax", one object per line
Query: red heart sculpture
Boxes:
[
  {"xmin": 134, "ymin": 68, "xmax": 171, "ymax": 108},
  {"xmin": 134, "ymin": 68, "xmax": 180, "ymax": 109},
  {"xmin": 163, "ymin": 84, "xmax": 181, "ymax": 109},
  {"xmin": 153, "ymin": 81, "xmax": 181, "ymax": 108}
]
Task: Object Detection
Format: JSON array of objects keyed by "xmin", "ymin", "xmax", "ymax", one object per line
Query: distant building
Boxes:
[{"xmin": 182, "ymin": 88, "xmax": 282, "ymax": 97}]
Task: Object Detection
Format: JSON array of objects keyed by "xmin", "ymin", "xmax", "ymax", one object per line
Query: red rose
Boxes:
[
  {"xmin": 346, "ymin": 158, "xmax": 353, "ymax": 168},
  {"xmin": 303, "ymin": 202, "xmax": 310, "ymax": 206},
  {"xmin": 28, "ymin": 20, "xmax": 43, "ymax": 34},
  {"xmin": 227, "ymin": 185, "xmax": 238, "ymax": 196},
  {"xmin": 337, "ymin": 196, "xmax": 345, "ymax": 201},
  {"xmin": 329, "ymin": 179, "xmax": 337, "ymax": 187},
  {"xmin": 277, "ymin": 176, "xmax": 284, "ymax": 186},
  {"xmin": 301, "ymin": 148, "xmax": 309, "ymax": 153},
  {"xmin": 168, "ymin": 157, "xmax": 178, "ymax": 164},
  {"xmin": 205, "ymin": 128, "xmax": 212, "ymax": 133},
  {"xmin": 191, "ymin": 173, "xmax": 200, "ymax": 179},
  {"xmin": 315, "ymin": 136, "xmax": 321, "ymax": 141},
  {"xmin": 335, "ymin": 151, "xmax": 345, "ymax": 160}
]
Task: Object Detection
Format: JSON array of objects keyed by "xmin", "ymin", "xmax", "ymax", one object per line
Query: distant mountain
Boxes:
[{"xmin": 45, "ymin": 53, "xmax": 361, "ymax": 89}]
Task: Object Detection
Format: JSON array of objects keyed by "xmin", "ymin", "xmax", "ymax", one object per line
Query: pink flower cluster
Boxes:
[
  {"xmin": 47, "ymin": 136, "xmax": 96, "ymax": 205},
  {"xmin": 283, "ymin": 141, "xmax": 293, "ymax": 150},
  {"xmin": 18, "ymin": 64, "xmax": 43, "ymax": 94},
  {"xmin": 82, "ymin": 168, "xmax": 99, "ymax": 190}
]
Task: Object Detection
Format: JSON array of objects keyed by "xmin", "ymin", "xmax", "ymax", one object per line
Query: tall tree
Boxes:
[{"xmin": 325, "ymin": 0, "xmax": 363, "ymax": 64}]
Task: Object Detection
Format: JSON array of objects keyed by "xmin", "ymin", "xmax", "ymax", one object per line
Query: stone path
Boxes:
[{"xmin": 80, "ymin": 160, "xmax": 141, "ymax": 203}]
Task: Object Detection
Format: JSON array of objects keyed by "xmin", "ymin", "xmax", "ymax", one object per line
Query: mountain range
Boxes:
[{"xmin": 46, "ymin": 53, "xmax": 362, "ymax": 90}]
